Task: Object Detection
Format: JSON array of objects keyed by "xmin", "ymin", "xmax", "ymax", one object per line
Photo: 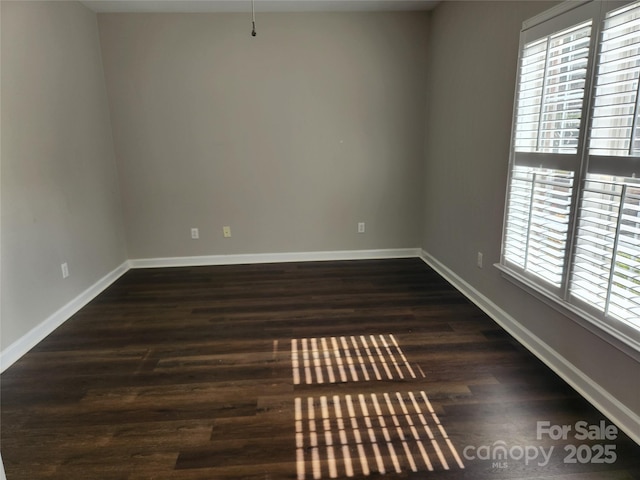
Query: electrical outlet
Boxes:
[
  {"xmin": 477, "ymin": 252, "xmax": 484, "ymax": 269},
  {"xmin": 191, "ymin": 227, "xmax": 199, "ymax": 239},
  {"xmin": 223, "ymin": 226, "xmax": 232, "ymax": 238},
  {"xmin": 358, "ymin": 222, "xmax": 365, "ymax": 234},
  {"xmin": 61, "ymin": 262, "xmax": 69, "ymax": 279}
]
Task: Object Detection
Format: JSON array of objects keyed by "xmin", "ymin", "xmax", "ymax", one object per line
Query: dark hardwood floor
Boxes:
[{"xmin": 1, "ymin": 258, "xmax": 639, "ymax": 479}]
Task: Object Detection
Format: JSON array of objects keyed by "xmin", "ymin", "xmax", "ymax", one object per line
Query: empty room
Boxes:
[{"xmin": 1, "ymin": 0, "xmax": 639, "ymax": 479}]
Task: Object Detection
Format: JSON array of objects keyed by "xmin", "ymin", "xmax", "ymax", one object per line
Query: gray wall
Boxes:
[
  {"xmin": 97, "ymin": 12, "xmax": 428, "ymax": 259},
  {"xmin": 1, "ymin": 1, "xmax": 128, "ymax": 350},
  {"xmin": 423, "ymin": 1, "xmax": 639, "ymax": 419}
]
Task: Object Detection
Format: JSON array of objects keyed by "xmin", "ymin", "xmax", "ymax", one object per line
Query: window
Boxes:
[
  {"xmin": 500, "ymin": 0, "xmax": 640, "ymax": 351},
  {"xmin": 513, "ymin": 21, "xmax": 592, "ymax": 155}
]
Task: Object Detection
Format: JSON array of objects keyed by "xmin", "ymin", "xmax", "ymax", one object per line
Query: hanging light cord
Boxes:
[{"xmin": 251, "ymin": 0, "xmax": 257, "ymax": 37}]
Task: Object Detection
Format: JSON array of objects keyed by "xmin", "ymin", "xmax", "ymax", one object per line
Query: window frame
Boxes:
[{"xmin": 499, "ymin": 0, "xmax": 640, "ymax": 361}]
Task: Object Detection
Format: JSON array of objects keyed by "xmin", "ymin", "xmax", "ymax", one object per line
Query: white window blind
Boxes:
[
  {"xmin": 514, "ymin": 38, "xmax": 548, "ymax": 152},
  {"xmin": 568, "ymin": 2, "xmax": 640, "ymax": 331},
  {"xmin": 504, "ymin": 167, "xmax": 574, "ymax": 287},
  {"xmin": 504, "ymin": 18, "xmax": 592, "ymax": 292},
  {"xmin": 501, "ymin": 0, "xmax": 640, "ymax": 350},
  {"xmin": 589, "ymin": 2, "xmax": 640, "ymax": 156},
  {"xmin": 570, "ymin": 174, "xmax": 640, "ymax": 328},
  {"xmin": 514, "ymin": 22, "xmax": 592, "ymax": 154}
]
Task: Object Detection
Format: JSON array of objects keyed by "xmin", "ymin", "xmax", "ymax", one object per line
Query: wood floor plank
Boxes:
[{"xmin": 2, "ymin": 258, "xmax": 638, "ymax": 479}]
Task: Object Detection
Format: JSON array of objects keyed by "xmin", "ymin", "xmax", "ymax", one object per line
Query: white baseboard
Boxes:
[
  {"xmin": 419, "ymin": 249, "xmax": 640, "ymax": 446},
  {"xmin": 0, "ymin": 261, "xmax": 130, "ymax": 373},
  {"xmin": 129, "ymin": 248, "xmax": 422, "ymax": 269}
]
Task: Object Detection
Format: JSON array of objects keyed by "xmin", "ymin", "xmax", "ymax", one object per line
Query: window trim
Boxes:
[
  {"xmin": 499, "ymin": 0, "xmax": 640, "ymax": 358},
  {"xmin": 522, "ymin": 0, "xmax": 593, "ymax": 31}
]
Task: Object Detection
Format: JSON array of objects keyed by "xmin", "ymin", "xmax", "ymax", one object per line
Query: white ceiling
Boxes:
[{"xmin": 80, "ymin": 0, "xmax": 440, "ymax": 13}]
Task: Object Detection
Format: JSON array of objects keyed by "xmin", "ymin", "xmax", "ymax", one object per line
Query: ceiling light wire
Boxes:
[{"xmin": 251, "ymin": 0, "xmax": 257, "ymax": 37}]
